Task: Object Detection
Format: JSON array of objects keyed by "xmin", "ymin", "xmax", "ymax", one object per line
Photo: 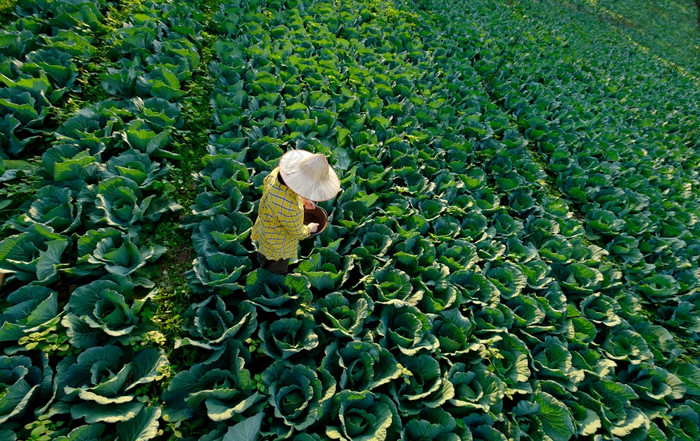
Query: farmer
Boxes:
[{"xmin": 251, "ymin": 149, "xmax": 341, "ymax": 275}]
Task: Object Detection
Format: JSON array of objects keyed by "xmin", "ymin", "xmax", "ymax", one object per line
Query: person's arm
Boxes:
[{"xmin": 278, "ymin": 203, "xmax": 311, "ymax": 240}]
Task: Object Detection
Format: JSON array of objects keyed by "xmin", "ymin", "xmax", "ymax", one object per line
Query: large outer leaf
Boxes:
[
  {"xmin": 534, "ymin": 392, "xmax": 575, "ymax": 441},
  {"xmin": 223, "ymin": 413, "xmax": 264, "ymax": 441},
  {"xmin": 54, "ymin": 424, "xmax": 106, "ymax": 441},
  {"xmin": 115, "ymin": 406, "xmax": 162, "ymax": 441}
]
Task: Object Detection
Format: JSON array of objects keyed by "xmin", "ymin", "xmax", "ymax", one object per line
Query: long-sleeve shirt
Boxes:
[{"xmin": 251, "ymin": 167, "xmax": 310, "ymax": 260}]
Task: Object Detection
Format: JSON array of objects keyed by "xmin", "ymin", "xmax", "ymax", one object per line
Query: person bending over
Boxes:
[{"xmin": 251, "ymin": 149, "xmax": 340, "ymax": 274}]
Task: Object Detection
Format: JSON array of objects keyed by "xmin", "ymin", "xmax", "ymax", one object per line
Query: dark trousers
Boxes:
[{"xmin": 258, "ymin": 253, "xmax": 289, "ymax": 275}]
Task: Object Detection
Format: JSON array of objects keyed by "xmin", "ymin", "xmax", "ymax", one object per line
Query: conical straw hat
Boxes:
[{"xmin": 279, "ymin": 150, "xmax": 341, "ymax": 201}]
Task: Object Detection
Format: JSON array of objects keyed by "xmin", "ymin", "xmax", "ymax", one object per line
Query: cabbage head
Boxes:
[
  {"xmin": 71, "ymin": 227, "xmax": 164, "ymax": 280},
  {"xmin": 391, "ymin": 354, "xmax": 454, "ymax": 416},
  {"xmin": 245, "ymin": 270, "xmax": 312, "ymax": 316},
  {"xmin": 489, "ymin": 334, "xmax": 532, "ymax": 394},
  {"xmin": 377, "ymin": 304, "xmax": 438, "ymax": 356},
  {"xmin": 298, "ymin": 248, "xmax": 354, "ymax": 292},
  {"xmin": 176, "ymin": 295, "xmax": 257, "ymax": 351},
  {"xmin": 261, "ymin": 360, "xmax": 336, "ymax": 439},
  {"xmin": 10, "ymin": 185, "xmax": 82, "ymax": 234},
  {"xmin": 433, "ymin": 308, "xmax": 478, "ymax": 356},
  {"xmin": 326, "ymin": 390, "xmax": 401, "ymax": 441},
  {"xmin": 322, "ymin": 340, "xmax": 403, "ymax": 392},
  {"xmin": 84, "ymin": 176, "xmax": 180, "ymax": 229},
  {"xmin": 258, "ymin": 314, "xmax": 320, "ymax": 361},
  {"xmin": 448, "ymin": 362, "xmax": 505, "ymax": 414},
  {"xmin": 401, "ymin": 407, "xmax": 472, "ymax": 441},
  {"xmin": 191, "ymin": 213, "xmax": 253, "ymax": 257},
  {"xmin": 314, "ymin": 292, "xmax": 373, "ymax": 340},
  {"xmin": 99, "ymin": 149, "xmax": 170, "ymax": 188},
  {"xmin": 186, "ymin": 252, "xmax": 251, "ymax": 295},
  {"xmin": 365, "ymin": 266, "xmax": 421, "ymax": 307}
]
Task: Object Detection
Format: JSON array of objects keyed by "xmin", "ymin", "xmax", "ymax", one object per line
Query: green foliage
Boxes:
[
  {"xmin": 1, "ymin": 0, "xmax": 699, "ymax": 439},
  {"xmin": 59, "ymin": 345, "xmax": 168, "ymax": 424}
]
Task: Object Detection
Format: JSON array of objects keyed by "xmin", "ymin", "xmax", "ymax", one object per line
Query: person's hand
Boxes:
[
  {"xmin": 303, "ymin": 198, "xmax": 316, "ymax": 210},
  {"xmin": 307, "ymin": 222, "xmax": 319, "ymax": 233}
]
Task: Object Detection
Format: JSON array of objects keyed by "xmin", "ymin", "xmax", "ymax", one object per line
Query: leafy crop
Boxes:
[{"xmin": 1, "ymin": 0, "xmax": 698, "ymax": 439}]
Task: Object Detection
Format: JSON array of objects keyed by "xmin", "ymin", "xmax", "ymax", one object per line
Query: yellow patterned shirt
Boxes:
[{"xmin": 251, "ymin": 167, "xmax": 310, "ymax": 260}]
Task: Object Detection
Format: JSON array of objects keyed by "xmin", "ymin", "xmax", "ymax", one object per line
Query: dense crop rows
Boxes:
[
  {"xmin": 451, "ymin": 0, "xmax": 700, "ymax": 342},
  {"xmin": 1, "ymin": 0, "xmax": 698, "ymax": 440},
  {"xmin": 1, "ymin": 0, "xmax": 205, "ymax": 439}
]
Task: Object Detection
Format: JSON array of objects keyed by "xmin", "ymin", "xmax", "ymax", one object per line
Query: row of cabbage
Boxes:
[
  {"xmin": 0, "ymin": 1, "xmax": 206, "ymax": 439},
  {"xmin": 431, "ymin": 0, "xmax": 700, "ymax": 343},
  {"xmin": 171, "ymin": 0, "xmax": 699, "ymax": 440}
]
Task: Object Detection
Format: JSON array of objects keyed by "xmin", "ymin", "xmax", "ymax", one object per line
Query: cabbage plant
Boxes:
[
  {"xmin": 10, "ymin": 185, "xmax": 82, "ymax": 233},
  {"xmin": 58, "ymin": 345, "xmax": 168, "ymax": 423},
  {"xmin": 187, "ymin": 252, "xmax": 251, "ymax": 295},
  {"xmin": 415, "ymin": 263, "xmax": 456, "ymax": 313},
  {"xmin": 191, "ymin": 213, "xmax": 253, "ymax": 257},
  {"xmin": 262, "ymin": 361, "xmax": 336, "ymax": 439},
  {"xmin": 123, "ymin": 118, "xmax": 174, "ymax": 155},
  {"xmin": 401, "ymin": 407, "xmax": 472, "ymax": 441},
  {"xmin": 377, "ymin": 304, "xmax": 438, "ymax": 356},
  {"xmin": 391, "ymin": 354, "xmax": 454, "ymax": 416},
  {"xmin": 258, "ymin": 315, "xmax": 320, "ymax": 361},
  {"xmin": 245, "ymin": 270, "xmax": 312, "ymax": 316},
  {"xmin": 83, "ymin": 176, "xmax": 180, "ymax": 229},
  {"xmin": 61, "ymin": 278, "xmax": 152, "ymax": 349},
  {"xmin": 322, "ymin": 340, "xmax": 403, "ymax": 392},
  {"xmin": 22, "ymin": 48, "xmax": 78, "ymax": 97},
  {"xmin": 41, "ymin": 145, "xmax": 99, "ymax": 191},
  {"xmin": 392, "ymin": 232, "xmax": 438, "ymax": 270},
  {"xmin": 0, "ymin": 286, "xmax": 60, "ymax": 352},
  {"xmin": 448, "ymin": 362, "xmax": 506, "ymax": 414},
  {"xmin": 432, "ymin": 308, "xmax": 478, "ymax": 356},
  {"xmin": 297, "ymin": 249, "xmax": 354, "ymax": 292},
  {"xmin": 325, "ymin": 390, "xmax": 401, "ymax": 441},
  {"xmin": 510, "ymin": 392, "xmax": 576, "ymax": 441},
  {"xmin": 99, "ymin": 149, "xmax": 170, "ymax": 188},
  {"xmin": 365, "ymin": 266, "xmax": 421, "ymax": 307},
  {"xmin": 163, "ymin": 343, "xmax": 261, "ymax": 423},
  {"xmin": 314, "ymin": 292, "xmax": 372, "ymax": 339},
  {"xmin": 0, "ymin": 223, "xmax": 68, "ymax": 285},
  {"xmin": 0, "ymin": 353, "xmax": 53, "ymax": 424},
  {"xmin": 176, "ymin": 296, "xmax": 257, "ymax": 351},
  {"xmin": 70, "ymin": 227, "xmax": 164, "ymax": 280}
]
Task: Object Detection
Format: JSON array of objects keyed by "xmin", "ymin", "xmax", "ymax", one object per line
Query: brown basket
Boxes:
[{"xmin": 303, "ymin": 206, "xmax": 328, "ymax": 237}]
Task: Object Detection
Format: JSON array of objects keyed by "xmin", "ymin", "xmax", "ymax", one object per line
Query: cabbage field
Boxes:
[{"xmin": 1, "ymin": 0, "xmax": 699, "ymax": 439}]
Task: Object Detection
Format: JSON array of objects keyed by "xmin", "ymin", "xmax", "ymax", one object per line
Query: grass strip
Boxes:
[
  {"xmin": 148, "ymin": 0, "xmax": 223, "ymax": 371},
  {"xmin": 0, "ymin": 0, "xmax": 17, "ymax": 22}
]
